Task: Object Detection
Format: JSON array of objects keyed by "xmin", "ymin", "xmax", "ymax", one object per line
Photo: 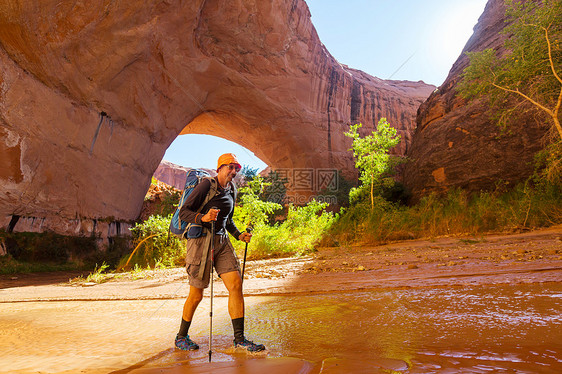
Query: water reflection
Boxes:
[
  {"xmin": 1, "ymin": 283, "xmax": 561, "ymax": 373},
  {"xmin": 248, "ymin": 284, "xmax": 562, "ymax": 373}
]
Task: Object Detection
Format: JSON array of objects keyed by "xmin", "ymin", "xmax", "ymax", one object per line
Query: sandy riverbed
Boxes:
[
  {"xmin": 1, "ymin": 226, "xmax": 561, "ymax": 374},
  {"xmin": 2, "ymin": 226, "xmax": 561, "ymax": 301}
]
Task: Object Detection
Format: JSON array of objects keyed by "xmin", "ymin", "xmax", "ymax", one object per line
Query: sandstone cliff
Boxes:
[
  {"xmin": 403, "ymin": 0, "xmax": 551, "ymax": 199},
  {"xmin": 154, "ymin": 161, "xmax": 199, "ymax": 191},
  {"xmin": 0, "ymin": 0, "xmax": 433, "ymax": 239}
]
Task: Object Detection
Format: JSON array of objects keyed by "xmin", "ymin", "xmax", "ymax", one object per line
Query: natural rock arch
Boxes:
[
  {"xmin": 0, "ymin": 0, "xmax": 433, "ymax": 240},
  {"xmin": 179, "ymin": 111, "xmax": 315, "ymax": 171}
]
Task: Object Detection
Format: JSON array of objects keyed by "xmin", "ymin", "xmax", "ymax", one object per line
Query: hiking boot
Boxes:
[
  {"xmin": 175, "ymin": 334, "xmax": 199, "ymax": 351},
  {"xmin": 234, "ymin": 338, "xmax": 266, "ymax": 352}
]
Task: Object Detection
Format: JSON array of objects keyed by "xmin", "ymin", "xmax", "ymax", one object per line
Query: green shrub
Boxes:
[
  {"xmin": 233, "ymin": 176, "xmax": 283, "ymax": 228},
  {"xmin": 0, "ymin": 229, "xmax": 98, "ymax": 274},
  {"xmin": 329, "ymin": 184, "xmax": 562, "ymax": 246},
  {"xmin": 260, "ymin": 171, "xmax": 288, "ymax": 204},
  {"xmin": 126, "ymin": 214, "xmax": 185, "ymax": 269},
  {"xmin": 534, "ymin": 141, "xmax": 562, "ymax": 189},
  {"xmin": 1, "ymin": 230, "xmax": 97, "ymax": 263},
  {"xmin": 0, "ymin": 253, "xmax": 85, "ymax": 274},
  {"xmin": 233, "ymin": 200, "xmax": 337, "ymax": 259},
  {"xmin": 230, "ymin": 175, "xmax": 337, "ymax": 258},
  {"xmin": 344, "ymin": 119, "xmax": 403, "ymax": 209}
]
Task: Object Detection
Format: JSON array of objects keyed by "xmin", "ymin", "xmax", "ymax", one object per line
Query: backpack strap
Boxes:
[
  {"xmin": 229, "ymin": 181, "xmax": 237, "ymax": 202},
  {"xmin": 195, "ymin": 177, "xmax": 218, "ymax": 214},
  {"xmin": 183, "ymin": 177, "xmax": 218, "ymax": 238},
  {"xmin": 193, "ymin": 177, "xmax": 219, "ymax": 281}
]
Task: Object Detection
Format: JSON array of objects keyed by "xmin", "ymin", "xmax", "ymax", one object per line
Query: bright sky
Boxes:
[{"xmin": 164, "ymin": 0, "xmax": 488, "ymax": 172}]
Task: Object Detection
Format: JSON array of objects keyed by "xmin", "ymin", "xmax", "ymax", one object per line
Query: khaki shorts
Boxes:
[{"xmin": 185, "ymin": 233, "xmax": 241, "ymax": 289}]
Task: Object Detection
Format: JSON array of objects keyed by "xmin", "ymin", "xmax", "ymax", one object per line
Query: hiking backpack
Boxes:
[{"xmin": 169, "ymin": 169, "xmax": 218, "ymax": 238}]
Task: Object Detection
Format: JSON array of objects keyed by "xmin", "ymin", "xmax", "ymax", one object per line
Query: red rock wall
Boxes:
[
  {"xmin": 403, "ymin": 0, "xmax": 551, "ymax": 199},
  {"xmin": 153, "ymin": 161, "xmax": 193, "ymax": 191},
  {"xmin": 0, "ymin": 0, "xmax": 433, "ymax": 239}
]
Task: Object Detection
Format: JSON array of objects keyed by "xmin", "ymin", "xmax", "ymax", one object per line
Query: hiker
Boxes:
[{"xmin": 174, "ymin": 153, "xmax": 266, "ymax": 352}]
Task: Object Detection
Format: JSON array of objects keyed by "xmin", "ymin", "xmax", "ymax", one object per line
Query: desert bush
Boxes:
[
  {"xmin": 0, "ymin": 230, "xmax": 98, "ymax": 274},
  {"xmin": 329, "ymin": 184, "xmax": 562, "ymax": 246},
  {"xmin": 239, "ymin": 201, "xmax": 337, "ymax": 259},
  {"xmin": 231, "ymin": 176, "xmax": 336, "ymax": 259},
  {"xmin": 126, "ymin": 214, "xmax": 184, "ymax": 269}
]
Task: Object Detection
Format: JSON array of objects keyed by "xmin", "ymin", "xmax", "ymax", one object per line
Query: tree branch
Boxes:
[
  {"xmin": 553, "ymin": 86, "xmax": 562, "ymax": 140},
  {"xmin": 556, "ymin": 86, "xmax": 562, "ymax": 119},
  {"xmin": 542, "ymin": 25, "xmax": 562, "ymax": 85},
  {"xmin": 491, "ymin": 82, "xmax": 554, "ymax": 117}
]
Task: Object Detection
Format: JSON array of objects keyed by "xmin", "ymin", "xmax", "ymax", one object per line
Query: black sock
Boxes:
[
  {"xmin": 178, "ymin": 319, "xmax": 191, "ymax": 337},
  {"xmin": 232, "ymin": 317, "xmax": 244, "ymax": 343}
]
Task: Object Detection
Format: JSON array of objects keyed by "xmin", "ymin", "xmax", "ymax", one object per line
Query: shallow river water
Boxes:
[{"xmin": 1, "ymin": 283, "xmax": 561, "ymax": 373}]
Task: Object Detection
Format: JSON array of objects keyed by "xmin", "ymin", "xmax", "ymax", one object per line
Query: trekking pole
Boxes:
[
  {"xmin": 241, "ymin": 225, "xmax": 252, "ymax": 285},
  {"xmin": 208, "ymin": 207, "xmax": 217, "ymax": 363}
]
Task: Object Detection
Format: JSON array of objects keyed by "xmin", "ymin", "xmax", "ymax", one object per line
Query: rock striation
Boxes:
[
  {"xmin": 0, "ymin": 0, "xmax": 433, "ymax": 239},
  {"xmin": 403, "ymin": 0, "xmax": 551, "ymax": 199}
]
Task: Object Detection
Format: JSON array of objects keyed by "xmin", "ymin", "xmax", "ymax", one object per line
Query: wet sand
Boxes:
[
  {"xmin": 1, "ymin": 226, "xmax": 561, "ymax": 373},
  {"xmin": 2, "ymin": 226, "xmax": 561, "ymax": 301}
]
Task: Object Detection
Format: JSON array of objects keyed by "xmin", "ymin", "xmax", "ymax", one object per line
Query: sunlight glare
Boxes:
[{"xmin": 428, "ymin": 1, "xmax": 487, "ymax": 65}]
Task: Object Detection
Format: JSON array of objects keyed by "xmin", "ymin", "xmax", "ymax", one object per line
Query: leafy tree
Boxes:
[
  {"xmin": 344, "ymin": 118, "xmax": 402, "ymax": 209},
  {"xmin": 260, "ymin": 171, "xmax": 288, "ymax": 204},
  {"xmin": 458, "ymin": 0, "xmax": 562, "ymax": 140},
  {"xmin": 240, "ymin": 165, "xmax": 259, "ymax": 182},
  {"xmin": 236, "ymin": 165, "xmax": 260, "ymax": 204},
  {"xmin": 234, "ymin": 176, "xmax": 282, "ymax": 229},
  {"xmin": 318, "ymin": 170, "xmax": 355, "ymax": 208}
]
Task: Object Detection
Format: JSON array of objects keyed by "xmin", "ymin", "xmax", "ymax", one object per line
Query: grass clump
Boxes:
[
  {"xmin": 69, "ymin": 262, "xmax": 113, "ymax": 285},
  {"xmin": 86, "ymin": 262, "xmax": 110, "ymax": 283},
  {"xmin": 0, "ymin": 254, "xmax": 84, "ymax": 275},
  {"xmin": 0, "ymin": 230, "xmax": 98, "ymax": 275},
  {"xmin": 329, "ymin": 184, "xmax": 562, "ymax": 246}
]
